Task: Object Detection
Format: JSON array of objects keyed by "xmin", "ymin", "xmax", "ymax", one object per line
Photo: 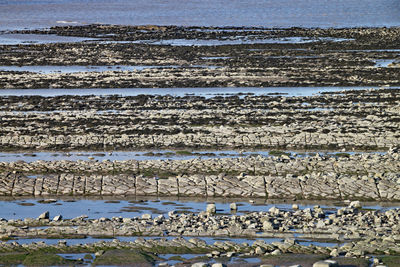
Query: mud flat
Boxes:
[{"xmin": 0, "ymin": 25, "xmax": 400, "ymax": 88}]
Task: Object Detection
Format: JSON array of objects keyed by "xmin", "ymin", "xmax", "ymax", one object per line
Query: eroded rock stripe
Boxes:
[
  {"xmin": 0, "ymin": 89, "xmax": 399, "ymax": 151},
  {"xmin": 1, "ymin": 150, "xmax": 399, "ymax": 199}
]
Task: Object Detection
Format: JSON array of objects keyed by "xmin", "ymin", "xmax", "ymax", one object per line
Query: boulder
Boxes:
[
  {"xmin": 313, "ymin": 260, "xmax": 338, "ymax": 267},
  {"xmin": 53, "ymin": 215, "xmax": 63, "ymax": 221},
  {"xmin": 141, "ymin": 214, "xmax": 152, "ymax": 220},
  {"xmin": 206, "ymin": 203, "xmax": 216, "ymax": 214},
  {"xmin": 192, "ymin": 263, "xmax": 209, "ymax": 267},
  {"xmin": 271, "ymin": 249, "xmax": 281, "ymax": 255},
  {"xmin": 349, "ymin": 201, "xmax": 362, "ymax": 209},
  {"xmin": 263, "ymin": 221, "xmax": 276, "ymax": 230},
  {"xmin": 38, "ymin": 211, "xmax": 49, "ymax": 220}
]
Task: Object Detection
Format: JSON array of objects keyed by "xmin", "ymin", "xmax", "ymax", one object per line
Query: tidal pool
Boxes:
[
  {"xmin": 1, "ymin": 197, "xmax": 399, "ymax": 220},
  {"xmin": 374, "ymin": 59, "xmax": 398, "ymax": 68}
]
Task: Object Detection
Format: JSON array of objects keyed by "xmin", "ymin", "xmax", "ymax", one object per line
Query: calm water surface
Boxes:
[
  {"xmin": 0, "ymin": 0, "xmax": 399, "ymax": 31},
  {"xmin": 0, "ymin": 197, "xmax": 398, "ymax": 220},
  {"xmin": 0, "ymin": 86, "xmax": 395, "ymax": 97},
  {"xmin": 0, "ymin": 150, "xmax": 385, "ymax": 163}
]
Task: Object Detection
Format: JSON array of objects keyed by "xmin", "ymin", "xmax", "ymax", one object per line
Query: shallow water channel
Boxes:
[
  {"xmin": 2, "ymin": 196, "xmax": 399, "ymax": 221},
  {"xmin": 2, "ymin": 196, "xmax": 398, "ymax": 255},
  {"xmin": 0, "ymin": 64, "xmax": 218, "ymax": 74},
  {"xmin": 129, "ymin": 37, "xmax": 352, "ymax": 46},
  {"xmin": 0, "ymin": 150, "xmax": 385, "ymax": 163},
  {"xmin": 0, "ymin": 86, "xmax": 397, "ymax": 98}
]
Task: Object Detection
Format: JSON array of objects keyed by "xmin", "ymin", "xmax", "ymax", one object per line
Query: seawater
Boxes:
[
  {"xmin": 0, "ymin": 86, "xmax": 396, "ymax": 97},
  {"xmin": 0, "ymin": 0, "xmax": 399, "ymax": 31}
]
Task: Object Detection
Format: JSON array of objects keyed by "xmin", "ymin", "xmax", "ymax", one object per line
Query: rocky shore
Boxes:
[
  {"xmin": 0, "ymin": 201, "xmax": 396, "ymax": 243},
  {"xmin": 0, "ymin": 149, "xmax": 398, "ymax": 200},
  {"xmin": 1, "ymin": 24, "xmax": 400, "ymax": 266},
  {"xmin": 0, "ymin": 88, "xmax": 399, "ymax": 151},
  {"xmin": 0, "ymin": 237, "xmax": 374, "ymax": 267},
  {"xmin": 0, "ymin": 26, "xmax": 400, "ymax": 88},
  {"xmin": 0, "ymin": 202, "xmax": 399, "ymax": 266}
]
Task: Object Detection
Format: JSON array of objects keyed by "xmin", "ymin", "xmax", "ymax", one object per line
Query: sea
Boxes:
[{"xmin": 0, "ymin": 0, "xmax": 399, "ymax": 31}]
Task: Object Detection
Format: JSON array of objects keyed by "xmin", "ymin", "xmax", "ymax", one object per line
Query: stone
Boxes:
[
  {"xmin": 226, "ymin": 251, "xmax": 235, "ymax": 257},
  {"xmin": 192, "ymin": 263, "xmax": 209, "ymax": 267},
  {"xmin": 349, "ymin": 201, "xmax": 362, "ymax": 209},
  {"xmin": 255, "ymin": 246, "xmax": 266, "ymax": 255},
  {"xmin": 57, "ymin": 240, "xmax": 67, "ymax": 246},
  {"xmin": 95, "ymin": 250, "xmax": 105, "ymax": 257},
  {"xmin": 269, "ymin": 206, "xmax": 280, "ymax": 215},
  {"xmin": 284, "ymin": 238, "xmax": 297, "ymax": 245},
  {"xmin": 53, "ymin": 215, "xmax": 63, "ymax": 221},
  {"xmin": 230, "ymin": 203, "xmax": 237, "ymax": 211},
  {"xmin": 207, "ymin": 203, "xmax": 216, "ymax": 214},
  {"xmin": 211, "ymin": 250, "xmax": 220, "ymax": 257},
  {"xmin": 270, "ymin": 249, "xmax": 281, "ymax": 255},
  {"xmin": 312, "ymin": 260, "xmax": 338, "ymax": 267},
  {"xmin": 38, "ymin": 211, "xmax": 49, "ymax": 220},
  {"xmin": 373, "ymin": 258, "xmax": 381, "ymax": 264},
  {"xmin": 263, "ymin": 221, "xmax": 275, "ymax": 230},
  {"xmin": 330, "ymin": 248, "xmax": 339, "ymax": 257},
  {"xmin": 141, "ymin": 214, "xmax": 152, "ymax": 220},
  {"xmin": 292, "ymin": 204, "xmax": 299, "ymax": 210},
  {"xmin": 168, "ymin": 210, "xmax": 177, "ymax": 217},
  {"xmin": 122, "ymin": 218, "xmax": 132, "ymax": 223},
  {"xmin": 211, "ymin": 264, "xmax": 226, "ymax": 267}
]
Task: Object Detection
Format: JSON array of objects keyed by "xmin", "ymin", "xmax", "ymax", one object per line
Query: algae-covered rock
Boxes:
[
  {"xmin": 0, "ymin": 253, "xmax": 28, "ymax": 265},
  {"xmin": 377, "ymin": 255, "xmax": 400, "ymax": 267},
  {"xmin": 262, "ymin": 254, "xmax": 328, "ymax": 267},
  {"xmin": 93, "ymin": 249, "xmax": 156, "ymax": 266},
  {"xmin": 22, "ymin": 253, "xmax": 73, "ymax": 266}
]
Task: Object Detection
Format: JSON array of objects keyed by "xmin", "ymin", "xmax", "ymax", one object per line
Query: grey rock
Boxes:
[
  {"xmin": 207, "ymin": 203, "xmax": 216, "ymax": 214},
  {"xmin": 312, "ymin": 260, "xmax": 338, "ymax": 267},
  {"xmin": 53, "ymin": 215, "xmax": 63, "ymax": 221},
  {"xmin": 141, "ymin": 214, "xmax": 152, "ymax": 220},
  {"xmin": 192, "ymin": 263, "xmax": 209, "ymax": 267},
  {"xmin": 38, "ymin": 211, "xmax": 49, "ymax": 220},
  {"xmin": 349, "ymin": 201, "xmax": 362, "ymax": 209}
]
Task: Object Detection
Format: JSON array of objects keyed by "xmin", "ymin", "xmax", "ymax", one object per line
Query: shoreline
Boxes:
[{"xmin": 0, "ymin": 25, "xmax": 399, "ymax": 89}]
